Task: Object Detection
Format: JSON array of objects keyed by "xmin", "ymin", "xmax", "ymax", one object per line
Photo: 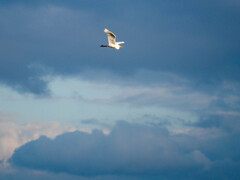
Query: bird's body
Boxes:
[{"xmin": 101, "ymin": 29, "xmax": 124, "ymax": 50}]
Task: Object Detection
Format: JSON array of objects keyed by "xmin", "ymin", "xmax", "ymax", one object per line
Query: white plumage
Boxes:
[{"xmin": 100, "ymin": 28, "xmax": 124, "ymax": 50}]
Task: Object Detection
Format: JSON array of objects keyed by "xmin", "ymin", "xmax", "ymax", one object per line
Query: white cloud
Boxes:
[
  {"xmin": 0, "ymin": 111, "xmax": 19, "ymax": 122},
  {"xmin": 0, "ymin": 121, "xmax": 76, "ymax": 162}
]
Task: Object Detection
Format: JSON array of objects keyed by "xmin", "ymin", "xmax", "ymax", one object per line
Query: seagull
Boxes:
[{"xmin": 100, "ymin": 28, "xmax": 124, "ymax": 50}]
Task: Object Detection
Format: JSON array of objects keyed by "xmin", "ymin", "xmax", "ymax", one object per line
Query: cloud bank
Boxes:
[
  {"xmin": 9, "ymin": 121, "xmax": 240, "ymax": 179},
  {"xmin": 0, "ymin": 120, "xmax": 75, "ymax": 162}
]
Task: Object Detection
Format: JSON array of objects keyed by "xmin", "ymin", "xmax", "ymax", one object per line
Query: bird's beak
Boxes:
[{"xmin": 120, "ymin": 46, "xmax": 124, "ymax": 48}]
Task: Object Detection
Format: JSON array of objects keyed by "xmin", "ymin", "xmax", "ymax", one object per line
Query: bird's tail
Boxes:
[{"xmin": 117, "ymin": 41, "xmax": 125, "ymax": 44}]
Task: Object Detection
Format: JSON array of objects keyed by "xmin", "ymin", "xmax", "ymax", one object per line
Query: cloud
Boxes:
[
  {"xmin": 0, "ymin": 1, "xmax": 240, "ymax": 95},
  {"xmin": 0, "ymin": 111, "xmax": 19, "ymax": 122},
  {"xmin": 0, "ymin": 165, "xmax": 149, "ymax": 180},
  {"xmin": 0, "ymin": 165, "xmax": 87, "ymax": 180},
  {"xmin": 0, "ymin": 121, "xmax": 75, "ymax": 162},
  {"xmin": 9, "ymin": 121, "xmax": 240, "ymax": 179}
]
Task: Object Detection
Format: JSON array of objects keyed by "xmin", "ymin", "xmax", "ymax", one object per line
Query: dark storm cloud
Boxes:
[
  {"xmin": 9, "ymin": 121, "xmax": 240, "ymax": 179},
  {"xmin": 193, "ymin": 113, "xmax": 240, "ymax": 133},
  {"xmin": 0, "ymin": 1, "xmax": 240, "ymax": 94}
]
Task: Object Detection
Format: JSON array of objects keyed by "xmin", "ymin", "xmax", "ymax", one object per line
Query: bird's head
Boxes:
[{"xmin": 120, "ymin": 46, "xmax": 124, "ymax": 48}]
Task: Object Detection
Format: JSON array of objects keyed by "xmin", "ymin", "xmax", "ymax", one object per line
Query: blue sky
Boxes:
[{"xmin": 0, "ymin": 0, "xmax": 240, "ymax": 179}]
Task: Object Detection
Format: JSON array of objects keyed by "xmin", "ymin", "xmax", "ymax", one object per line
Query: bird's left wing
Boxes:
[{"xmin": 104, "ymin": 29, "xmax": 116, "ymax": 46}]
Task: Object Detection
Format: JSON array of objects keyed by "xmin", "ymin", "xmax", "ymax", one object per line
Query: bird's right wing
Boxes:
[{"xmin": 104, "ymin": 29, "xmax": 116, "ymax": 46}]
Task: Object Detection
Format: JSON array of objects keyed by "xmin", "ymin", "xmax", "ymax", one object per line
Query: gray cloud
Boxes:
[
  {"xmin": 0, "ymin": 1, "xmax": 239, "ymax": 94},
  {"xmin": 0, "ymin": 121, "xmax": 75, "ymax": 162},
  {"xmin": 9, "ymin": 121, "xmax": 240, "ymax": 179},
  {"xmin": 0, "ymin": 165, "xmax": 156, "ymax": 180},
  {"xmin": 0, "ymin": 165, "xmax": 88, "ymax": 180}
]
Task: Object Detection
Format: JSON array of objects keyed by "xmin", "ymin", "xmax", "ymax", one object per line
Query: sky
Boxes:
[{"xmin": 0, "ymin": 0, "xmax": 240, "ymax": 179}]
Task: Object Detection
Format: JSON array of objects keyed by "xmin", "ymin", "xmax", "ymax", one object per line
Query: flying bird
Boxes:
[{"xmin": 100, "ymin": 29, "xmax": 124, "ymax": 50}]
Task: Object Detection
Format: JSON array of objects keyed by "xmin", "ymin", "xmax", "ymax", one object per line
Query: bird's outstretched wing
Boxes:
[{"xmin": 104, "ymin": 29, "xmax": 116, "ymax": 46}]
